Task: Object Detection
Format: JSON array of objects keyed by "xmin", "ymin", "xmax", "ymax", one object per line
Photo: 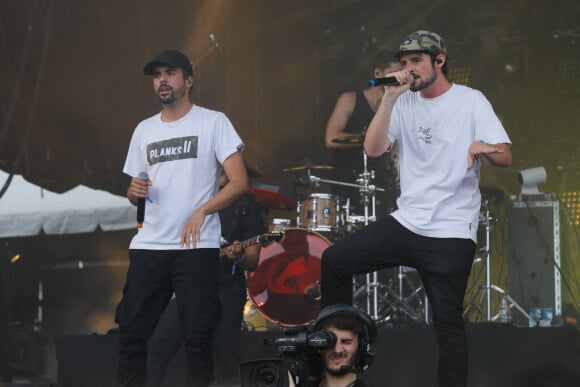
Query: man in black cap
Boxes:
[
  {"xmin": 115, "ymin": 48, "xmax": 248, "ymax": 387},
  {"xmin": 320, "ymin": 30, "xmax": 512, "ymax": 387}
]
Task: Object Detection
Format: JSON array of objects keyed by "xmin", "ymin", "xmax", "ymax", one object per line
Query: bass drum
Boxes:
[
  {"xmin": 242, "ymin": 299, "xmax": 271, "ymax": 332},
  {"xmin": 266, "ymin": 218, "xmax": 293, "ymax": 233},
  {"xmin": 246, "ymin": 228, "xmax": 330, "ymax": 326}
]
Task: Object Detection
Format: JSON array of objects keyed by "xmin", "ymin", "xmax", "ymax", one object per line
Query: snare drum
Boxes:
[
  {"xmin": 246, "ymin": 228, "xmax": 330, "ymax": 326},
  {"xmin": 296, "ymin": 193, "xmax": 343, "ymax": 233}
]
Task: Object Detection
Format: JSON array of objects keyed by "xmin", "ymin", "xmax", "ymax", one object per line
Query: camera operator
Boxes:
[{"xmin": 288, "ymin": 304, "xmax": 377, "ymax": 387}]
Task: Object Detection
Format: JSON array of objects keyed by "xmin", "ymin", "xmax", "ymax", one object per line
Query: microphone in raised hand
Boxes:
[{"xmin": 368, "ymin": 72, "xmax": 416, "ymax": 87}]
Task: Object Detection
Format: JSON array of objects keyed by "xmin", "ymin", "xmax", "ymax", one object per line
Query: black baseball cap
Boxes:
[{"xmin": 143, "ymin": 49, "xmax": 193, "ymax": 76}]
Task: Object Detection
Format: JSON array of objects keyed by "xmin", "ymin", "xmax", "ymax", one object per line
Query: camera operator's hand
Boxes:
[{"xmin": 287, "ymin": 371, "xmax": 296, "ymax": 387}]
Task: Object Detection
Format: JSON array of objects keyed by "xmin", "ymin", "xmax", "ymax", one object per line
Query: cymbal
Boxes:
[
  {"xmin": 281, "ymin": 164, "xmax": 333, "ymax": 172},
  {"xmin": 250, "ymin": 183, "xmax": 296, "ymax": 210},
  {"xmin": 332, "ymin": 134, "xmax": 364, "ymax": 145}
]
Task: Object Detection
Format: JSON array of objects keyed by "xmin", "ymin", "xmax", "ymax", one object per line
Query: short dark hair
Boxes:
[
  {"xmin": 373, "ymin": 49, "xmax": 400, "ymax": 71},
  {"xmin": 428, "ymin": 52, "xmax": 449, "ymax": 77}
]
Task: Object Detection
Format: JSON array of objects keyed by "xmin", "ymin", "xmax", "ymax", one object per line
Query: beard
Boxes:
[
  {"xmin": 158, "ymin": 92, "xmax": 176, "ymax": 105},
  {"xmin": 410, "ymin": 68, "xmax": 437, "ymax": 92},
  {"xmin": 157, "ymin": 86, "xmax": 186, "ymax": 105},
  {"xmin": 324, "ymin": 352, "xmax": 357, "ymax": 376},
  {"xmin": 325, "ymin": 366, "xmax": 351, "ymax": 377}
]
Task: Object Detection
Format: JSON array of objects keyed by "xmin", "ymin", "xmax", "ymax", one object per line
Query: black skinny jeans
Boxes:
[
  {"xmin": 115, "ymin": 248, "xmax": 221, "ymax": 387},
  {"xmin": 147, "ymin": 278, "xmax": 247, "ymax": 386},
  {"xmin": 321, "ymin": 216, "xmax": 475, "ymax": 387}
]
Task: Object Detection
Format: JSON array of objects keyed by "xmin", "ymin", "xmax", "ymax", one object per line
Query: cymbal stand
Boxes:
[
  {"xmin": 462, "ymin": 200, "xmax": 532, "ymax": 323},
  {"xmin": 191, "ymin": 34, "xmax": 221, "ymax": 70},
  {"xmin": 356, "ymin": 151, "xmax": 376, "ymax": 222},
  {"xmin": 357, "ymin": 152, "xmax": 380, "ymax": 321}
]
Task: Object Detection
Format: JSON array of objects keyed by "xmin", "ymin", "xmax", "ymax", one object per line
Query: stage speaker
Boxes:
[
  {"xmin": 507, "ymin": 200, "xmax": 561, "ymax": 319},
  {"xmin": 240, "ymin": 358, "xmax": 289, "ymax": 387}
]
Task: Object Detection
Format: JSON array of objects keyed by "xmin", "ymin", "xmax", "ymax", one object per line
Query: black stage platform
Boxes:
[{"xmin": 54, "ymin": 324, "xmax": 580, "ymax": 387}]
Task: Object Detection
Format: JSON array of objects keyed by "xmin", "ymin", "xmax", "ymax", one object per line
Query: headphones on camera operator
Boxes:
[{"xmin": 313, "ymin": 304, "xmax": 377, "ymax": 375}]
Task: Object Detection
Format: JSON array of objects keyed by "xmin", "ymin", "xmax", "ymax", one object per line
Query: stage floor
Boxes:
[{"xmin": 51, "ymin": 324, "xmax": 580, "ymax": 387}]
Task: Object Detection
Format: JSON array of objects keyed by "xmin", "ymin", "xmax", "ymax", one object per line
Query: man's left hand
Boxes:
[{"xmin": 467, "ymin": 141, "xmax": 505, "ymax": 170}]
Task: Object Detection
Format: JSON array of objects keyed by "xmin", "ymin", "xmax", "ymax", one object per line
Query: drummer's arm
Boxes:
[{"xmin": 325, "ymin": 91, "xmax": 357, "ymax": 150}]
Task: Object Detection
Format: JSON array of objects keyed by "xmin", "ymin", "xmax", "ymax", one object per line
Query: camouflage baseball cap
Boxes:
[{"xmin": 396, "ymin": 30, "xmax": 447, "ymax": 56}]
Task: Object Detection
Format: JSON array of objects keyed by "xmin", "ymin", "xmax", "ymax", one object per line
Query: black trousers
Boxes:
[
  {"xmin": 115, "ymin": 248, "xmax": 221, "ymax": 387},
  {"xmin": 147, "ymin": 278, "xmax": 247, "ymax": 386},
  {"xmin": 321, "ymin": 216, "xmax": 475, "ymax": 387}
]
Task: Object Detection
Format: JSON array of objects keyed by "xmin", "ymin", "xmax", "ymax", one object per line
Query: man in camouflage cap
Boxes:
[
  {"xmin": 320, "ymin": 30, "xmax": 512, "ymax": 387},
  {"xmin": 393, "ymin": 29, "xmax": 451, "ymax": 92}
]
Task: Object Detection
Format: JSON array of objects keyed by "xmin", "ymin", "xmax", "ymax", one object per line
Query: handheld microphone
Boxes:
[
  {"xmin": 368, "ymin": 73, "xmax": 415, "ymax": 87},
  {"xmin": 136, "ymin": 171, "xmax": 148, "ymax": 228}
]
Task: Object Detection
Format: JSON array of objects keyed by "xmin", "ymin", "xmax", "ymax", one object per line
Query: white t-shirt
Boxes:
[
  {"xmin": 388, "ymin": 84, "xmax": 511, "ymax": 242},
  {"xmin": 123, "ymin": 105, "xmax": 244, "ymax": 250}
]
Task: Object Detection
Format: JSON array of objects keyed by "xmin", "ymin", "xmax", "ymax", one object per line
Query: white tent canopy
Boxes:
[{"xmin": 0, "ymin": 171, "xmax": 136, "ymax": 237}]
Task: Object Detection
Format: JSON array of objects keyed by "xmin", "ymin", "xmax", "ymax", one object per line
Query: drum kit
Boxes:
[{"xmin": 244, "ymin": 134, "xmax": 428, "ymax": 330}]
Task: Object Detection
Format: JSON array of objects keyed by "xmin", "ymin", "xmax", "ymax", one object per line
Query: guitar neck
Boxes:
[
  {"xmin": 239, "ymin": 235, "xmax": 261, "ymax": 249},
  {"xmin": 219, "ymin": 235, "xmax": 261, "ymax": 257}
]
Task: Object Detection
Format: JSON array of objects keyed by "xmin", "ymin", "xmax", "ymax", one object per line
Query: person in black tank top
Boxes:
[{"xmin": 325, "ymin": 50, "xmax": 402, "ymax": 218}]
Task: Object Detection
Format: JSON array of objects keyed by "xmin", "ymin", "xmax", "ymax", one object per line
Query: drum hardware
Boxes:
[
  {"xmin": 345, "ymin": 214, "xmax": 369, "ymax": 234},
  {"xmin": 352, "ymin": 268, "xmax": 427, "ymax": 326},
  {"xmin": 462, "ymin": 200, "xmax": 532, "ymax": 323},
  {"xmin": 307, "ymin": 152, "xmax": 384, "ymax": 216},
  {"xmin": 352, "ymin": 281, "xmax": 392, "ymax": 323},
  {"xmin": 381, "ymin": 267, "xmax": 426, "ymax": 325},
  {"xmin": 308, "ymin": 174, "xmax": 383, "ymax": 193},
  {"xmin": 308, "ymin": 150, "xmax": 387, "ymax": 321}
]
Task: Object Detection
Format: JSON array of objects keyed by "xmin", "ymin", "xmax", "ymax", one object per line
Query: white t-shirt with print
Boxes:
[
  {"xmin": 123, "ymin": 105, "xmax": 244, "ymax": 250},
  {"xmin": 387, "ymin": 84, "xmax": 510, "ymax": 242}
]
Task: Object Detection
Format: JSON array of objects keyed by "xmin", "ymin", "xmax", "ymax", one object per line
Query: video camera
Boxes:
[{"xmin": 240, "ymin": 325, "xmax": 337, "ymax": 387}]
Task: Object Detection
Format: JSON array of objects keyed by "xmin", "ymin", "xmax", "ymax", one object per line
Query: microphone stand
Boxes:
[
  {"xmin": 191, "ymin": 35, "xmax": 221, "ymax": 70},
  {"xmin": 462, "ymin": 200, "xmax": 533, "ymax": 323}
]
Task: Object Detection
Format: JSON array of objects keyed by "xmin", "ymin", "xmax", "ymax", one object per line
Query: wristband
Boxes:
[{"xmin": 231, "ymin": 254, "xmax": 246, "ymax": 275}]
